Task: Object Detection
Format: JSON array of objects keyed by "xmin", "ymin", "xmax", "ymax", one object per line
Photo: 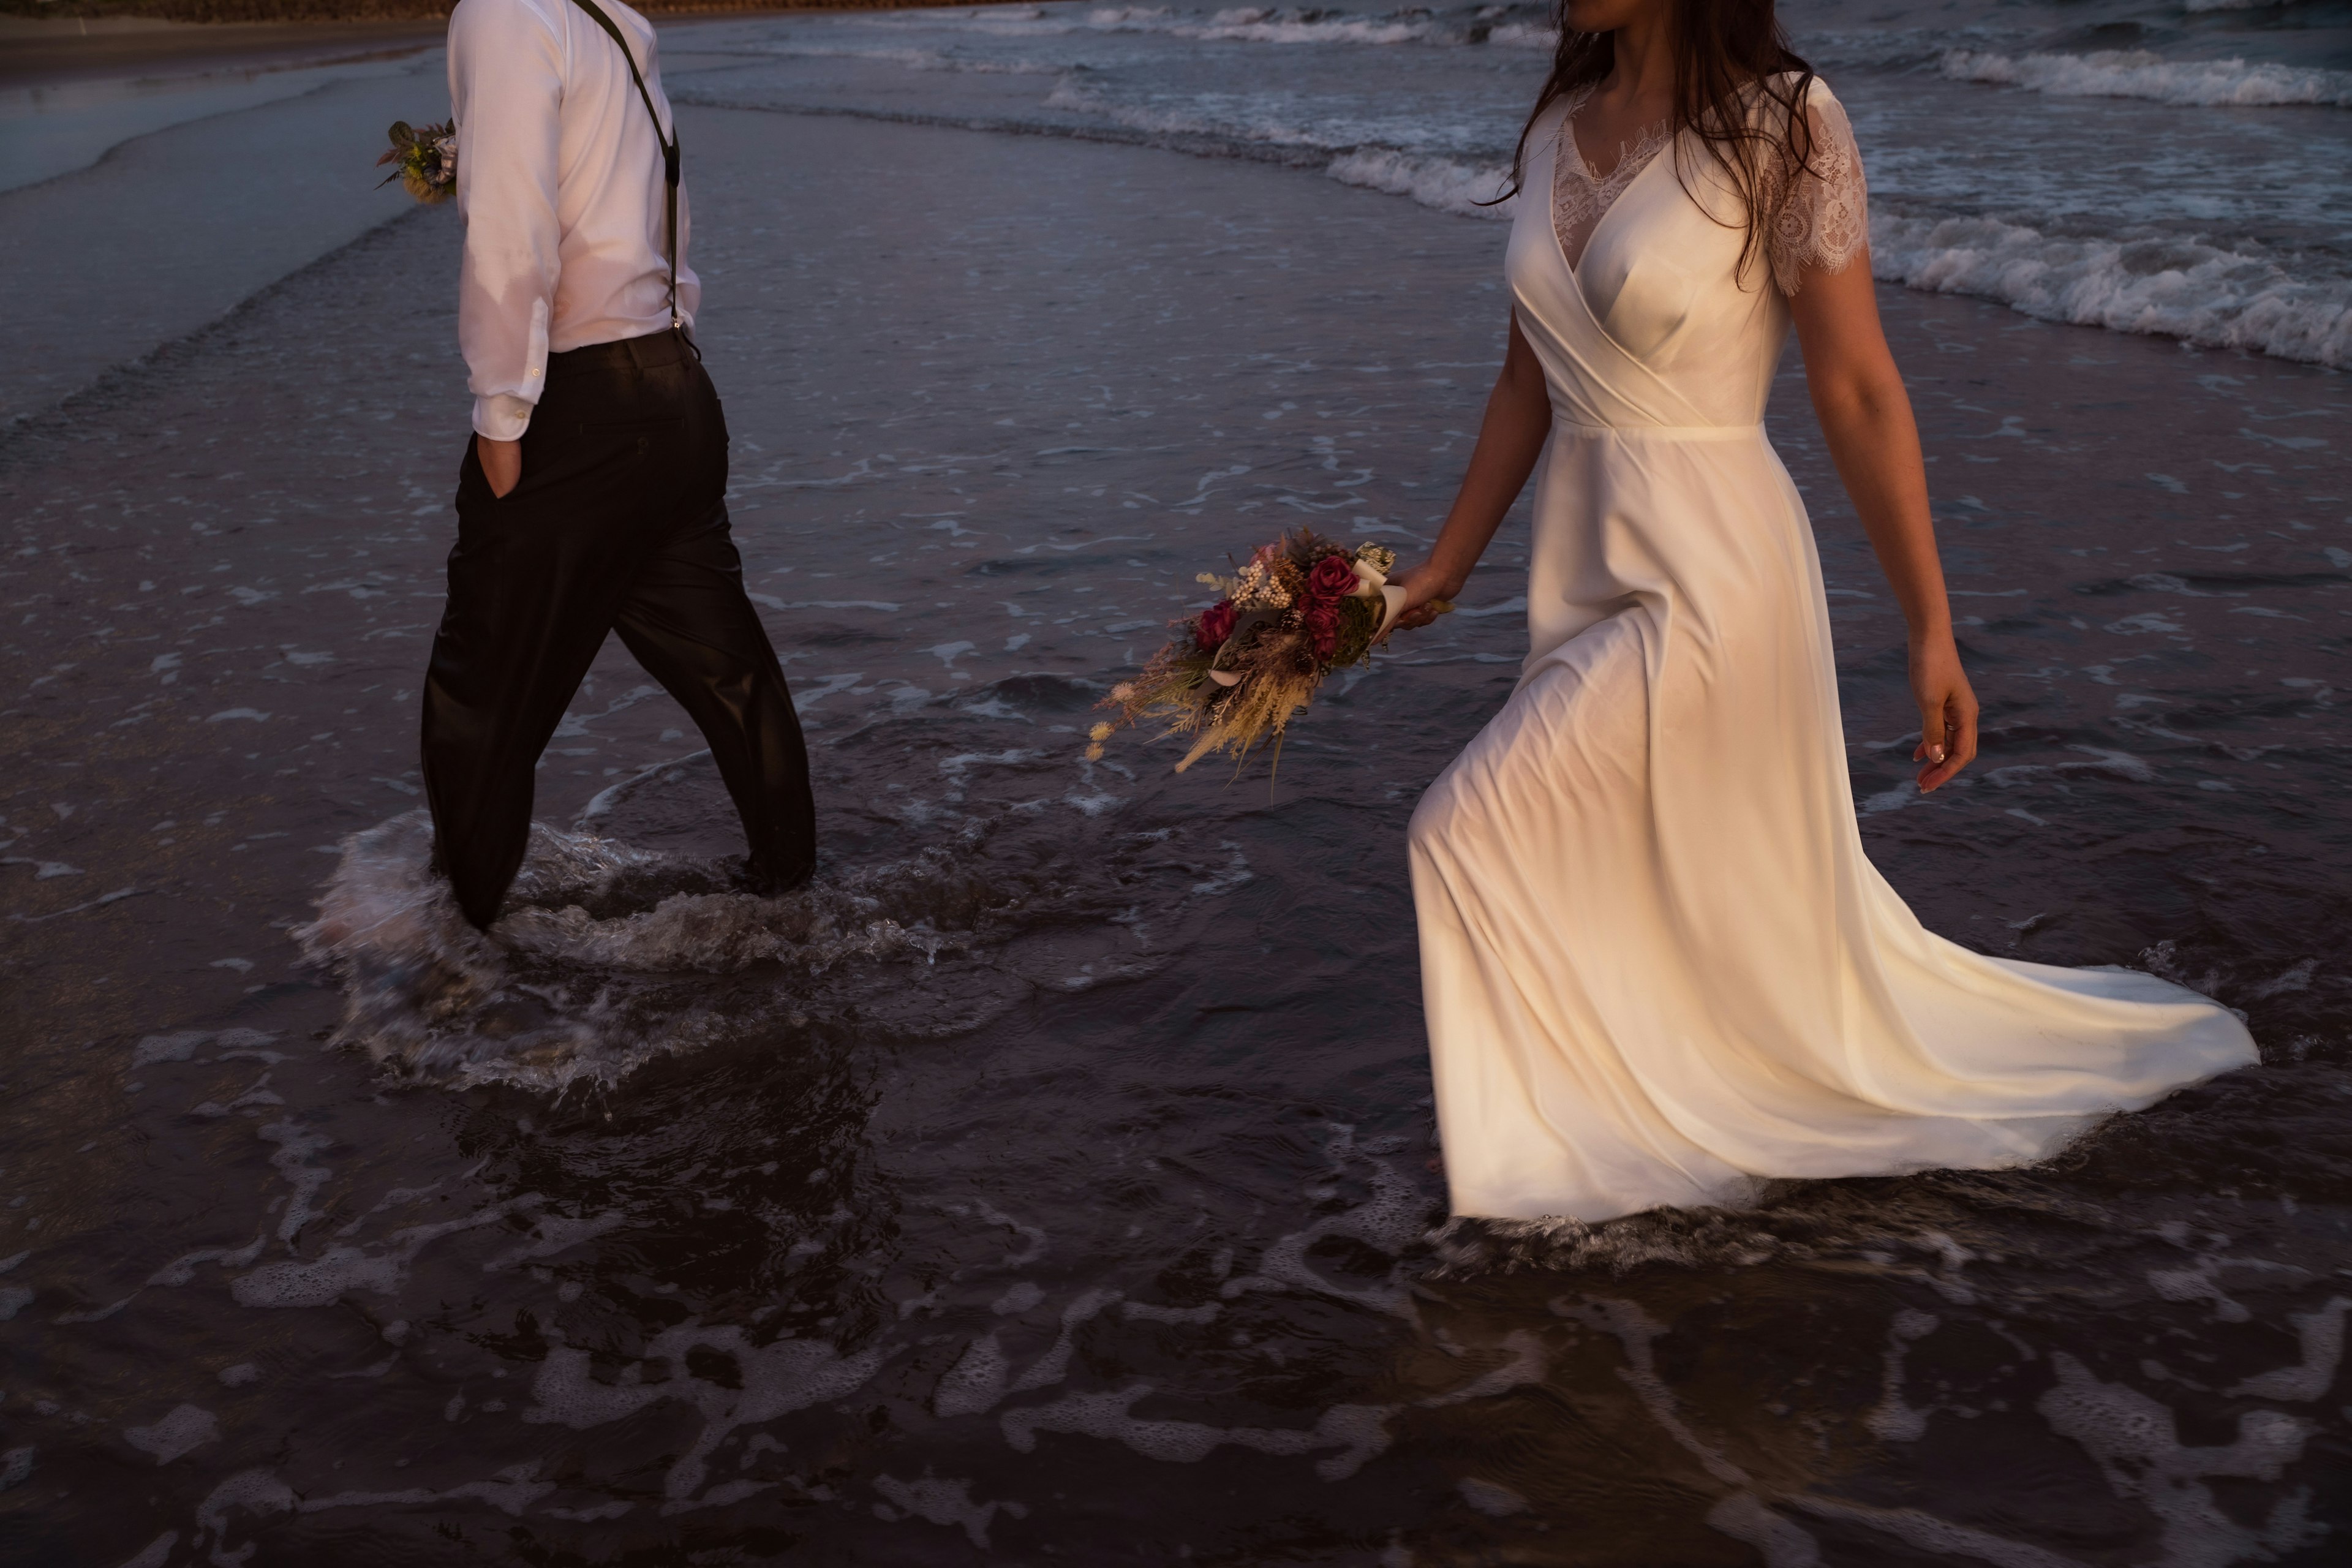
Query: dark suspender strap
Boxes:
[{"xmin": 564, "ymin": 0, "xmax": 686, "ymax": 337}]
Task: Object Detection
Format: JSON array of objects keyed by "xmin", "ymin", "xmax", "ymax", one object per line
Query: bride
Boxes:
[{"xmin": 1384, "ymin": 0, "xmax": 2257, "ymax": 1223}]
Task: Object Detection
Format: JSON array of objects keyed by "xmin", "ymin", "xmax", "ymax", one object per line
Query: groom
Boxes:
[{"xmin": 421, "ymin": 0, "xmax": 815, "ymax": 928}]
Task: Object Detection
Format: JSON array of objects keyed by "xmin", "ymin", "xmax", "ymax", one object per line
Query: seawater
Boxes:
[
  {"xmin": 0, "ymin": 6, "xmax": 2348, "ymax": 1564},
  {"xmin": 658, "ymin": 0, "xmax": 2352, "ymax": 366}
]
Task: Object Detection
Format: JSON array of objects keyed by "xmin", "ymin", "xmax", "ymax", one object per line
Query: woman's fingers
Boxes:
[
  {"xmin": 1903, "ymin": 638, "xmax": 1979, "ymax": 791},
  {"xmin": 1944, "ymin": 688, "xmax": 1981, "ymax": 777},
  {"xmin": 1912, "ymin": 690, "xmax": 1950, "ymax": 785},
  {"xmin": 1913, "ymin": 714, "xmax": 1947, "ymax": 766},
  {"xmin": 1374, "ymin": 564, "xmax": 1447, "ymax": 643},
  {"xmin": 1914, "ymin": 687, "xmax": 1979, "ymax": 791}
]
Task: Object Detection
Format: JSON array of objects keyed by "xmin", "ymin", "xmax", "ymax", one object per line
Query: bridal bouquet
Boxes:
[
  {"xmin": 1091, "ymin": 528, "xmax": 1447, "ymax": 774},
  {"xmin": 377, "ymin": 120, "xmax": 457, "ymax": 203}
]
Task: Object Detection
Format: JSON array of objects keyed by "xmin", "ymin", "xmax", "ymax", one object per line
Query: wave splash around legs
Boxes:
[{"xmin": 293, "ymin": 755, "xmax": 1213, "ymax": 1091}]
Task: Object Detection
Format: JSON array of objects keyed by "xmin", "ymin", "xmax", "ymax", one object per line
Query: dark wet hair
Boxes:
[{"xmin": 1493, "ymin": 0, "xmax": 1819, "ymax": 283}]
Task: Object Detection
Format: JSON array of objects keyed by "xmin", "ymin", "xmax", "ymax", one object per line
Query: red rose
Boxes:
[
  {"xmin": 1307, "ymin": 553, "xmax": 1357, "ymax": 602},
  {"xmin": 1303, "ymin": 600, "xmax": 1339, "ymax": 660},
  {"xmin": 1196, "ymin": 599, "xmax": 1237, "ymax": 650}
]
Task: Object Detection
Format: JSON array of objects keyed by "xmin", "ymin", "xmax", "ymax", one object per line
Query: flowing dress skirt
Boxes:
[{"xmin": 1408, "ymin": 420, "xmax": 2256, "ymax": 1223}]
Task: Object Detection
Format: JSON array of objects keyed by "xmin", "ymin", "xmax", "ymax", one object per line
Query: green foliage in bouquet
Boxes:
[
  {"xmin": 377, "ymin": 120, "xmax": 457, "ymax": 204},
  {"xmin": 1095, "ymin": 527, "xmax": 1411, "ymax": 775}
]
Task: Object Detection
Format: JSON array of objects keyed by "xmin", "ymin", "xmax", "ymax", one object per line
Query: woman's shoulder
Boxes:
[
  {"xmin": 1751, "ymin": 70, "xmax": 1842, "ymax": 111},
  {"xmin": 1731, "ymin": 70, "xmax": 1851, "ymax": 145}
]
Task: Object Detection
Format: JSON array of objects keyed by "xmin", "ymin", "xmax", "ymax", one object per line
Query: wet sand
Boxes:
[
  {"xmin": 0, "ymin": 25, "xmax": 442, "ymax": 420},
  {"xmin": 0, "ymin": 4, "xmax": 999, "ymax": 91},
  {"xmin": 0, "ymin": 18, "xmax": 448, "ymax": 91},
  {"xmin": 2, "ymin": 94, "xmax": 2348, "ymax": 1568}
]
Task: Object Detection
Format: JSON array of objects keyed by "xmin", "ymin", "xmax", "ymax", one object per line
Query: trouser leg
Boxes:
[
  {"xmin": 419, "ymin": 332, "xmax": 813, "ymax": 924},
  {"xmin": 420, "ymin": 440, "xmax": 633, "ymax": 928},
  {"xmin": 612, "ymin": 503, "xmax": 817, "ymax": 889}
]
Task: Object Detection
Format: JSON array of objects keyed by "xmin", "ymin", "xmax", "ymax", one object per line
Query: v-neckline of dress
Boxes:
[
  {"xmin": 1566, "ymin": 94, "xmax": 1661, "ymax": 186},
  {"xmin": 1551, "ymin": 88, "xmax": 1674, "ymax": 286}
]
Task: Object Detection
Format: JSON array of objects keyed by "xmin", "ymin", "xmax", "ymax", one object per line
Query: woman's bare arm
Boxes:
[
  {"xmin": 1788, "ymin": 254, "xmax": 1978, "ymax": 791},
  {"xmin": 1387, "ymin": 312, "xmax": 1552, "ymax": 628}
]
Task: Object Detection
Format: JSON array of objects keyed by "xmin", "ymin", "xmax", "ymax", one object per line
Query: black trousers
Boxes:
[{"xmin": 421, "ymin": 328, "xmax": 815, "ymax": 929}]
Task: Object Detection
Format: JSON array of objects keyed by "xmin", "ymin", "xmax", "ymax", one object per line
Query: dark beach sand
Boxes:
[
  {"xmin": 0, "ymin": 3, "xmax": 988, "ymax": 91},
  {"xmin": 1, "ymin": 100, "xmax": 2346, "ymax": 1564},
  {"xmin": 0, "ymin": 18, "xmax": 446, "ymax": 91}
]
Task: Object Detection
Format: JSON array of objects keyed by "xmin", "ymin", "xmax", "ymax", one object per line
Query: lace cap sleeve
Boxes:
[{"xmin": 1766, "ymin": 85, "xmax": 1869, "ymax": 296}]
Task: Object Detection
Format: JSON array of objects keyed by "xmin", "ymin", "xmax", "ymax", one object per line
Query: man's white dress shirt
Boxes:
[{"xmin": 448, "ymin": 0, "xmax": 699, "ymax": 441}]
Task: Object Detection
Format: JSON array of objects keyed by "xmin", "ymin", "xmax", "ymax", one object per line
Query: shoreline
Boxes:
[
  {"xmin": 0, "ymin": 18, "xmax": 445, "ymax": 88},
  {"xmin": 0, "ymin": 4, "xmax": 999, "ymax": 89},
  {"xmin": 0, "ymin": 0, "xmax": 943, "ymax": 14}
]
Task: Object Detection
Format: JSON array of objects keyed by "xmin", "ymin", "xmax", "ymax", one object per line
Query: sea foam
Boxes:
[
  {"xmin": 1328, "ymin": 153, "xmax": 2350, "ymax": 370},
  {"xmin": 1870, "ymin": 210, "xmax": 2352, "ymax": 369},
  {"xmin": 1080, "ymin": 6, "xmax": 1443, "ymax": 47},
  {"xmin": 935, "ymin": 4, "xmax": 1557, "ymax": 50},
  {"xmin": 293, "ymin": 812, "xmax": 990, "ymax": 1090},
  {"xmin": 1941, "ymin": 48, "xmax": 2352, "ymax": 108},
  {"xmin": 1324, "ymin": 149, "xmax": 1515, "ymax": 219},
  {"xmin": 758, "ymin": 43, "xmax": 1065, "ymax": 75}
]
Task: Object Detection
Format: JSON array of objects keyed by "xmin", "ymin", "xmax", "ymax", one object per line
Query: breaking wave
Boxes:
[
  {"xmin": 1940, "ymin": 47, "xmax": 2352, "ymax": 108},
  {"xmin": 908, "ymin": 3, "xmax": 1561, "ymax": 50},
  {"xmin": 1085, "ymin": 4, "xmax": 1444, "ymax": 46},
  {"xmin": 1038, "ymin": 76, "xmax": 1496, "ymax": 161},
  {"xmin": 1870, "ymin": 209, "xmax": 2352, "ymax": 369},
  {"xmin": 750, "ymin": 43, "xmax": 1066, "ymax": 75},
  {"xmin": 1323, "ymin": 148, "xmax": 1513, "ymax": 217},
  {"xmin": 1316, "ymin": 152, "xmax": 2350, "ymax": 372},
  {"xmin": 1033, "ymin": 79, "xmax": 1517, "ymax": 214}
]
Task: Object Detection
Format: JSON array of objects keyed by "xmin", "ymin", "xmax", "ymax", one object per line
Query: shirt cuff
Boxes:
[{"xmin": 471, "ymin": 393, "xmax": 536, "ymax": 442}]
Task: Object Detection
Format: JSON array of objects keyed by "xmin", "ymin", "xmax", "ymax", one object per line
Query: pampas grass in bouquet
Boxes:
[{"xmin": 1092, "ymin": 527, "xmax": 1450, "ymax": 776}]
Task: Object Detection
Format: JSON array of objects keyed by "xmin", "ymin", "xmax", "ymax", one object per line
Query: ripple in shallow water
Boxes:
[{"xmin": 293, "ymin": 744, "xmax": 1231, "ymax": 1089}]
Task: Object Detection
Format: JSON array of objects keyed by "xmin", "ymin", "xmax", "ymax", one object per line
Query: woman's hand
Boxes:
[
  {"xmin": 1382, "ymin": 560, "xmax": 1460, "ymax": 638},
  {"xmin": 1909, "ymin": 630, "xmax": 1978, "ymax": 791}
]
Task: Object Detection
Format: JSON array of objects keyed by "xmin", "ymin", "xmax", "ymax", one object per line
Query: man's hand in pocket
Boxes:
[{"xmin": 478, "ymin": 435, "xmax": 522, "ymax": 498}]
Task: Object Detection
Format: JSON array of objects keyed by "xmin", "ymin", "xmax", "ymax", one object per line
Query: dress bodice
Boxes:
[
  {"xmin": 1550, "ymin": 86, "xmax": 1674, "ymax": 274},
  {"xmin": 1508, "ymin": 76, "xmax": 1871, "ymax": 432}
]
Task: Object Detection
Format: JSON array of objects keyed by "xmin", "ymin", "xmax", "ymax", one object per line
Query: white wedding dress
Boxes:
[{"xmin": 1408, "ymin": 79, "xmax": 2257, "ymax": 1223}]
